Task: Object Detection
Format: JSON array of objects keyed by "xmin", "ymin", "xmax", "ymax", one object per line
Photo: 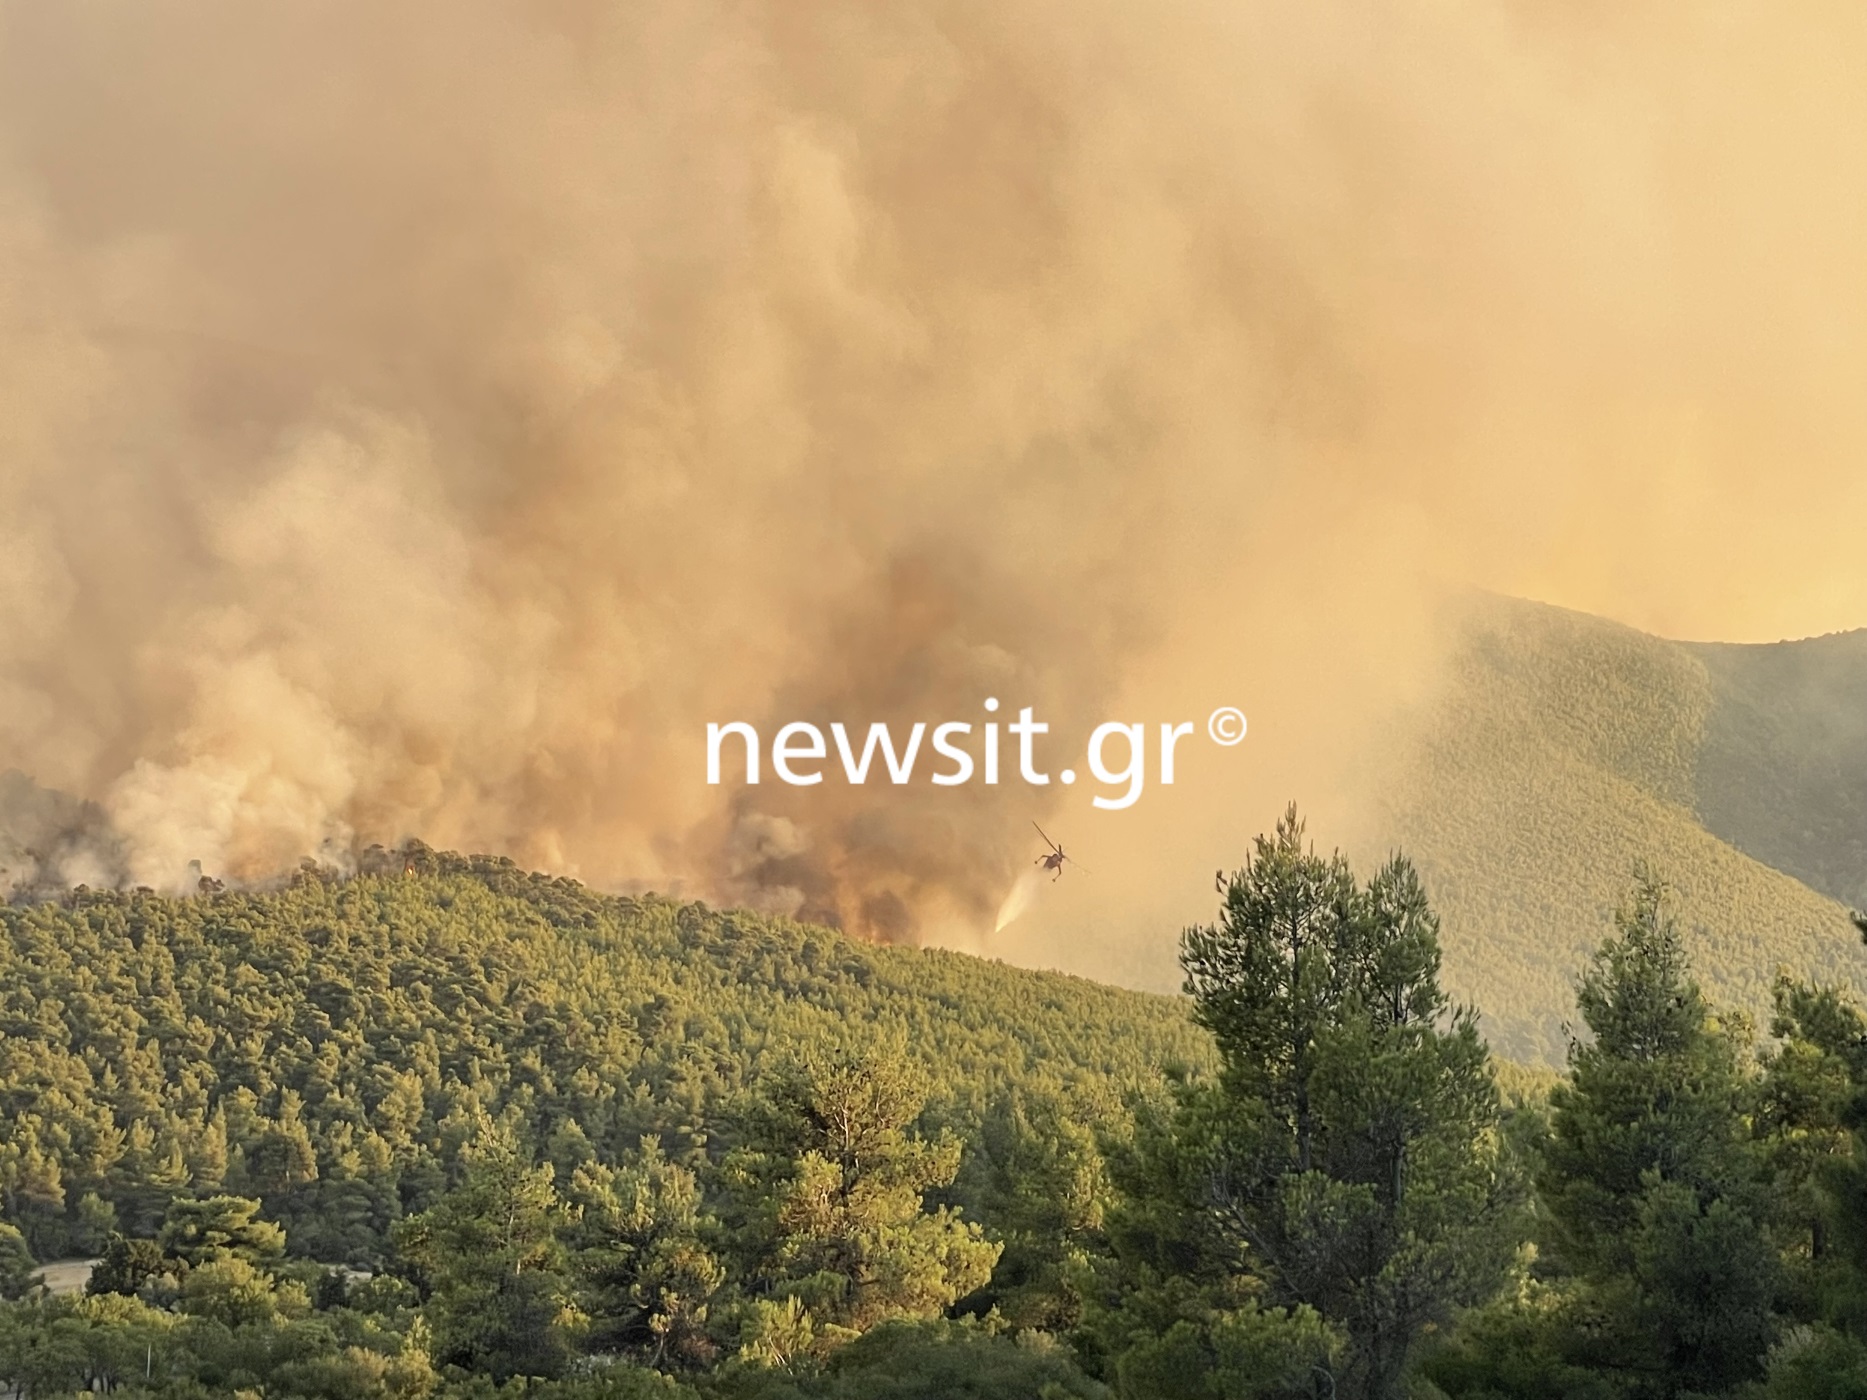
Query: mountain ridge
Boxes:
[{"xmin": 1376, "ymin": 594, "xmax": 1867, "ymax": 1064}]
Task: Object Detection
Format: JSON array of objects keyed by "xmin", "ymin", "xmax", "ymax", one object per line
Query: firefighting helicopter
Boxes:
[{"xmin": 1032, "ymin": 822, "xmax": 1087, "ymax": 881}]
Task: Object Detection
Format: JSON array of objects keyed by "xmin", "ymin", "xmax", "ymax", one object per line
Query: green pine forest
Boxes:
[{"xmin": 9, "ymin": 807, "xmax": 1867, "ymax": 1399}]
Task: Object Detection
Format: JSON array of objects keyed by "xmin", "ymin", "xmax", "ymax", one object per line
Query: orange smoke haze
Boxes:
[{"xmin": 2, "ymin": 2, "xmax": 1865, "ymax": 978}]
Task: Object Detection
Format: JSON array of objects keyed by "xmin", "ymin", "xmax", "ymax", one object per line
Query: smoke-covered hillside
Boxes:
[
  {"xmin": 1381, "ymin": 596, "xmax": 1867, "ymax": 1063},
  {"xmin": 1691, "ymin": 628, "xmax": 1867, "ymax": 912}
]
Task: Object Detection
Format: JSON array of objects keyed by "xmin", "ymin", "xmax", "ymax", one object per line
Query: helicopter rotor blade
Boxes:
[{"xmin": 1032, "ymin": 820, "xmax": 1061, "ymax": 854}]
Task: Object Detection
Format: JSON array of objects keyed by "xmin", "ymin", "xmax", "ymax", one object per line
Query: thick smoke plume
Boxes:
[{"xmin": 2, "ymin": 3, "xmax": 1866, "ymax": 961}]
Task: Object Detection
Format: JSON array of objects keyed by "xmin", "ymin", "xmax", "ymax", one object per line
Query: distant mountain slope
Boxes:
[
  {"xmin": 1378, "ymin": 596, "xmax": 1867, "ymax": 1065},
  {"xmin": 1690, "ymin": 629, "xmax": 1867, "ymax": 912}
]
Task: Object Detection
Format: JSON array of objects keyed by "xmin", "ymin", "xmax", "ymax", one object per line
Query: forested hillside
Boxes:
[
  {"xmin": 11, "ymin": 825, "xmax": 1867, "ymax": 1397},
  {"xmin": 1379, "ymin": 596, "xmax": 1867, "ymax": 1064},
  {"xmin": 0, "ymin": 848, "xmax": 1210, "ymax": 1269}
]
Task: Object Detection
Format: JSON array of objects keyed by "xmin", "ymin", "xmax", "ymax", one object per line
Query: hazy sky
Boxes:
[{"xmin": 2, "ymin": 1, "xmax": 1864, "ymax": 982}]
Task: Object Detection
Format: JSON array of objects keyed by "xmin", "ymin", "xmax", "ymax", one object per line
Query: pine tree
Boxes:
[
  {"xmin": 1176, "ymin": 806, "xmax": 1521, "ymax": 1400},
  {"xmin": 393, "ymin": 1117, "xmax": 578, "ymax": 1379},
  {"xmin": 1539, "ymin": 873, "xmax": 1777, "ymax": 1394},
  {"xmin": 157, "ymin": 1194, "xmax": 285, "ymax": 1268},
  {"xmin": 722, "ymin": 1047, "xmax": 1001, "ymax": 1355},
  {"xmin": 86, "ymin": 1233, "xmax": 168, "ymax": 1298},
  {"xmin": 573, "ymin": 1138, "xmax": 725, "ymax": 1369},
  {"xmin": 0, "ymin": 1224, "xmax": 33, "ymax": 1301},
  {"xmin": 1756, "ymin": 975, "xmax": 1867, "ymax": 1308}
]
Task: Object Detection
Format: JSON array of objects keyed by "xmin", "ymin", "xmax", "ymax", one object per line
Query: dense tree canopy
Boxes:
[{"xmin": 4, "ymin": 831, "xmax": 1867, "ymax": 1398}]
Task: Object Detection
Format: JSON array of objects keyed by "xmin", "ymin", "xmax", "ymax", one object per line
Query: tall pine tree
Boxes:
[
  {"xmin": 1538, "ymin": 874, "xmax": 1777, "ymax": 1395},
  {"xmin": 1177, "ymin": 805, "xmax": 1520, "ymax": 1400}
]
